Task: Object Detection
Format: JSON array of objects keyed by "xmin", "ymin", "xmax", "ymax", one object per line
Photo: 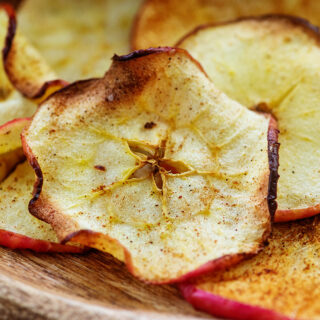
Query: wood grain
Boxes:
[{"xmin": 0, "ymin": 247, "xmax": 217, "ymax": 319}]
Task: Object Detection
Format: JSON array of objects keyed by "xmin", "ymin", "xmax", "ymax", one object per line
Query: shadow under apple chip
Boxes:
[{"xmin": 23, "ymin": 47, "xmax": 278, "ymax": 283}]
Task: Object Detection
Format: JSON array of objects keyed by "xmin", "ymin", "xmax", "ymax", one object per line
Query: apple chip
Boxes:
[
  {"xmin": 0, "ymin": 6, "xmax": 35, "ymax": 125},
  {"xmin": 1, "ymin": 3, "xmax": 66, "ymax": 101},
  {"xmin": 178, "ymin": 16, "xmax": 320, "ymax": 222},
  {"xmin": 0, "ymin": 5, "xmax": 67, "ymax": 179},
  {"xmin": 22, "ymin": 48, "xmax": 278, "ymax": 283},
  {"xmin": 18, "ymin": 0, "xmax": 143, "ymax": 82},
  {"xmin": 132, "ymin": 0, "xmax": 320, "ymax": 49},
  {"xmin": 181, "ymin": 216, "xmax": 320, "ymax": 320},
  {"xmin": 0, "ymin": 161, "xmax": 83, "ymax": 253}
]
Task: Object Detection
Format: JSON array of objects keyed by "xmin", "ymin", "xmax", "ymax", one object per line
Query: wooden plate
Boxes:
[{"xmin": 0, "ymin": 247, "xmax": 216, "ymax": 319}]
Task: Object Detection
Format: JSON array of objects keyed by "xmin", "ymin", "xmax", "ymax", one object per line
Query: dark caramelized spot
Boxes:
[
  {"xmin": 144, "ymin": 121, "xmax": 156, "ymax": 129},
  {"xmin": 94, "ymin": 165, "xmax": 106, "ymax": 172}
]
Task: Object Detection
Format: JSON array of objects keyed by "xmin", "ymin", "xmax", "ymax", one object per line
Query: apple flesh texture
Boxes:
[
  {"xmin": 180, "ymin": 216, "xmax": 320, "ymax": 320},
  {"xmin": 0, "ymin": 161, "xmax": 83, "ymax": 253},
  {"xmin": 18, "ymin": 0, "xmax": 143, "ymax": 82},
  {"xmin": 23, "ymin": 48, "xmax": 276, "ymax": 283},
  {"xmin": 132, "ymin": 0, "xmax": 320, "ymax": 49},
  {"xmin": 178, "ymin": 17, "xmax": 320, "ymax": 220},
  {"xmin": 0, "ymin": 9, "xmax": 37, "ymax": 125}
]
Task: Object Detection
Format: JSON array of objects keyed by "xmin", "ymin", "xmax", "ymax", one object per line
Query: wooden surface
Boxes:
[{"xmin": 0, "ymin": 247, "xmax": 217, "ymax": 319}]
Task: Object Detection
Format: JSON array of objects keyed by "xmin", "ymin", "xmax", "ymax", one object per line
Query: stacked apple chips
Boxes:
[{"xmin": 1, "ymin": 0, "xmax": 320, "ymax": 319}]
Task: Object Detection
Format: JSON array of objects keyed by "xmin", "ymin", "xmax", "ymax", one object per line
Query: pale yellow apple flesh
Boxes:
[
  {"xmin": 22, "ymin": 48, "xmax": 278, "ymax": 283},
  {"xmin": 18, "ymin": 0, "xmax": 143, "ymax": 82}
]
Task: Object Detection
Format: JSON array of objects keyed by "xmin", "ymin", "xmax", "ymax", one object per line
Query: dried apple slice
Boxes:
[
  {"xmin": 22, "ymin": 48, "xmax": 278, "ymax": 283},
  {"xmin": 0, "ymin": 161, "xmax": 83, "ymax": 253},
  {"xmin": 1, "ymin": 3, "xmax": 66, "ymax": 101},
  {"xmin": 0, "ymin": 5, "xmax": 67, "ymax": 179},
  {"xmin": 178, "ymin": 16, "xmax": 320, "ymax": 222},
  {"xmin": 0, "ymin": 6, "xmax": 36, "ymax": 125},
  {"xmin": 180, "ymin": 216, "xmax": 320, "ymax": 320},
  {"xmin": 132, "ymin": 0, "xmax": 320, "ymax": 49},
  {"xmin": 18, "ymin": 0, "xmax": 143, "ymax": 82}
]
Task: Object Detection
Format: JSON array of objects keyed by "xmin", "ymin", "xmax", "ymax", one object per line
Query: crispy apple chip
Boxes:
[
  {"xmin": 1, "ymin": 3, "xmax": 66, "ymax": 101},
  {"xmin": 0, "ymin": 161, "xmax": 83, "ymax": 253},
  {"xmin": 181, "ymin": 216, "xmax": 320, "ymax": 320},
  {"xmin": 18, "ymin": 0, "xmax": 143, "ymax": 82},
  {"xmin": 0, "ymin": 6, "xmax": 36, "ymax": 125},
  {"xmin": 0, "ymin": 5, "xmax": 66, "ymax": 179},
  {"xmin": 132, "ymin": 0, "xmax": 320, "ymax": 49},
  {"xmin": 178, "ymin": 16, "xmax": 320, "ymax": 222},
  {"xmin": 22, "ymin": 48, "xmax": 278, "ymax": 283}
]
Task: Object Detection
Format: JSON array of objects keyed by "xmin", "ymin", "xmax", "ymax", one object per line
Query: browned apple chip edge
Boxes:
[{"xmin": 175, "ymin": 14, "xmax": 320, "ymax": 48}]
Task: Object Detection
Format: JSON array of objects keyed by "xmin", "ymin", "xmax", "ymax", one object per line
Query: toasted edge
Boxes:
[
  {"xmin": 176, "ymin": 14, "xmax": 320, "ymax": 47},
  {"xmin": 22, "ymin": 48, "xmax": 278, "ymax": 283},
  {"xmin": 1, "ymin": 4, "xmax": 68, "ymax": 102},
  {"xmin": 266, "ymin": 116, "xmax": 279, "ymax": 219}
]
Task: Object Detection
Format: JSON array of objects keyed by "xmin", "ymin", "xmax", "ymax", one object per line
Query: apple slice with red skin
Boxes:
[
  {"xmin": 1, "ymin": 3, "xmax": 67, "ymax": 102},
  {"xmin": 180, "ymin": 216, "xmax": 320, "ymax": 320},
  {"xmin": 0, "ymin": 161, "xmax": 83, "ymax": 253},
  {"xmin": 131, "ymin": 0, "xmax": 320, "ymax": 50},
  {"xmin": 22, "ymin": 47, "xmax": 278, "ymax": 283},
  {"xmin": 178, "ymin": 16, "xmax": 320, "ymax": 222}
]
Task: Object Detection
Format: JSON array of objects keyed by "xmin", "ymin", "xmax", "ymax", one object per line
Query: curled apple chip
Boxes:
[
  {"xmin": 181, "ymin": 216, "xmax": 320, "ymax": 320},
  {"xmin": 132, "ymin": 0, "xmax": 320, "ymax": 49},
  {"xmin": 22, "ymin": 48, "xmax": 278, "ymax": 283},
  {"xmin": 0, "ymin": 161, "xmax": 83, "ymax": 253},
  {"xmin": 178, "ymin": 16, "xmax": 320, "ymax": 222},
  {"xmin": 18, "ymin": 0, "xmax": 143, "ymax": 82},
  {"xmin": 1, "ymin": 3, "xmax": 66, "ymax": 101},
  {"xmin": 0, "ymin": 6, "xmax": 36, "ymax": 125}
]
